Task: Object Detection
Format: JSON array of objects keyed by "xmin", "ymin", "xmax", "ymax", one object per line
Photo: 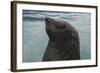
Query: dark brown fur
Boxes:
[{"xmin": 43, "ymin": 17, "xmax": 80, "ymax": 61}]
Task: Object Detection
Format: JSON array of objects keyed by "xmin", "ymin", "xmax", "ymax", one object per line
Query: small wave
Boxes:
[{"xmin": 23, "ymin": 16, "xmax": 44, "ymax": 21}]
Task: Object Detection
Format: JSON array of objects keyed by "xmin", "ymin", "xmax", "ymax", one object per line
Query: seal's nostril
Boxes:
[
  {"xmin": 46, "ymin": 17, "xmax": 52, "ymax": 22},
  {"xmin": 46, "ymin": 18, "xmax": 50, "ymax": 22},
  {"xmin": 46, "ymin": 18, "xmax": 49, "ymax": 22}
]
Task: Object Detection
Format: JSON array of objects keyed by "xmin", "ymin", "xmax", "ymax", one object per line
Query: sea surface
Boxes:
[{"xmin": 22, "ymin": 10, "xmax": 91, "ymax": 62}]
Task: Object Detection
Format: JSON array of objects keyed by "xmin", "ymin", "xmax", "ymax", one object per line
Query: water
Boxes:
[{"xmin": 22, "ymin": 10, "xmax": 91, "ymax": 62}]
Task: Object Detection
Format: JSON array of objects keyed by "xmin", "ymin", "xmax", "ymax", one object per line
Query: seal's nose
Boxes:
[
  {"xmin": 45, "ymin": 17, "xmax": 56, "ymax": 31},
  {"xmin": 46, "ymin": 17, "xmax": 51, "ymax": 23},
  {"xmin": 46, "ymin": 18, "xmax": 49, "ymax": 22}
]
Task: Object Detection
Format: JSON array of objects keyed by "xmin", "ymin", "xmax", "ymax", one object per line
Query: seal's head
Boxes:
[{"xmin": 45, "ymin": 17, "xmax": 79, "ymax": 43}]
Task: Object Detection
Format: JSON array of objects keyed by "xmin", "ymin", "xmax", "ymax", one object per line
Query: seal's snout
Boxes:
[
  {"xmin": 45, "ymin": 17, "xmax": 55, "ymax": 29},
  {"xmin": 46, "ymin": 17, "xmax": 54, "ymax": 23},
  {"xmin": 46, "ymin": 17, "xmax": 51, "ymax": 23},
  {"xmin": 46, "ymin": 17, "xmax": 49, "ymax": 22},
  {"xmin": 45, "ymin": 17, "xmax": 49, "ymax": 22}
]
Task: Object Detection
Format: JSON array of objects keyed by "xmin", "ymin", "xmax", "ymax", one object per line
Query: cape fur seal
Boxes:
[{"xmin": 43, "ymin": 17, "xmax": 80, "ymax": 61}]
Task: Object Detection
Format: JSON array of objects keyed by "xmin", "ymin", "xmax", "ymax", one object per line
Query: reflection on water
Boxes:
[{"xmin": 23, "ymin": 10, "xmax": 91, "ymax": 62}]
